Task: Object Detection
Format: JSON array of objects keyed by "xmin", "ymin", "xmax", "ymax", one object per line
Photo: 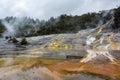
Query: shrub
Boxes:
[
  {"xmin": 20, "ymin": 38, "xmax": 28, "ymax": 45},
  {"xmin": 12, "ymin": 37, "xmax": 19, "ymax": 43}
]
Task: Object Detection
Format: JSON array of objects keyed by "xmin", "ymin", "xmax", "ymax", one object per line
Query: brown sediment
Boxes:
[
  {"xmin": 48, "ymin": 60, "xmax": 120, "ymax": 79},
  {"xmin": 0, "ymin": 56, "xmax": 120, "ymax": 79},
  {"xmin": 81, "ymin": 63, "xmax": 120, "ymax": 79}
]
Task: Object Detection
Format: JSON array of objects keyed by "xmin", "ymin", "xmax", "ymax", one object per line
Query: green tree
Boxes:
[
  {"xmin": 0, "ymin": 20, "xmax": 5, "ymax": 36},
  {"xmin": 114, "ymin": 7, "xmax": 120, "ymax": 29},
  {"xmin": 20, "ymin": 38, "xmax": 28, "ymax": 45}
]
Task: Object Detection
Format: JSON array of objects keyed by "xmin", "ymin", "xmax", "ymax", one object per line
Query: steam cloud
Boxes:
[{"xmin": 1, "ymin": 17, "xmax": 40, "ymax": 37}]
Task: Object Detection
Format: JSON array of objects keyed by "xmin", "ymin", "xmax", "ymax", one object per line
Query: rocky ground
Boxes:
[{"xmin": 0, "ymin": 26, "xmax": 120, "ymax": 80}]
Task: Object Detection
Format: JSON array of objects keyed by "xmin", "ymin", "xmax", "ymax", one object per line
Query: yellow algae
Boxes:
[
  {"xmin": 47, "ymin": 38, "xmax": 72, "ymax": 51},
  {"xmin": 97, "ymin": 27, "xmax": 103, "ymax": 34}
]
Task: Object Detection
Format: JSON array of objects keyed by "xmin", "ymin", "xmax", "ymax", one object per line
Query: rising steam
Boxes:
[
  {"xmin": 2, "ymin": 21, "xmax": 16, "ymax": 37},
  {"xmin": 1, "ymin": 17, "xmax": 40, "ymax": 37}
]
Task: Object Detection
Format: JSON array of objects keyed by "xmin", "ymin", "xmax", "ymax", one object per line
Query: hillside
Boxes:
[{"xmin": 0, "ymin": 7, "xmax": 120, "ymax": 37}]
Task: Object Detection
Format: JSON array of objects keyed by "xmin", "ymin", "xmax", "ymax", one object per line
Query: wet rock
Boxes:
[{"xmin": 5, "ymin": 36, "xmax": 10, "ymax": 39}]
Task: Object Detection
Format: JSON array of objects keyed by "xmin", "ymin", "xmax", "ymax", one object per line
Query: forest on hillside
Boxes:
[{"xmin": 0, "ymin": 7, "xmax": 120, "ymax": 37}]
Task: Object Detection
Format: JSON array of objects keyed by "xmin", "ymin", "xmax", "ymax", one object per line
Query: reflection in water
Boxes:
[
  {"xmin": 0, "ymin": 57, "xmax": 113, "ymax": 80},
  {"xmin": 0, "ymin": 57, "xmax": 60, "ymax": 80},
  {"xmin": 7, "ymin": 67, "xmax": 61, "ymax": 80},
  {"xmin": 0, "ymin": 65, "xmax": 108, "ymax": 80},
  {"xmin": 0, "ymin": 68, "xmax": 100, "ymax": 80}
]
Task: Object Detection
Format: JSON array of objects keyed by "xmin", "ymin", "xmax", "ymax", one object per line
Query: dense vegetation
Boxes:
[
  {"xmin": 36, "ymin": 13, "xmax": 99, "ymax": 35},
  {"xmin": 0, "ymin": 7, "xmax": 119, "ymax": 37},
  {"xmin": 114, "ymin": 7, "xmax": 120, "ymax": 29},
  {"xmin": 0, "ymin": 20, "xmax": 5, "ymax": 36}
]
